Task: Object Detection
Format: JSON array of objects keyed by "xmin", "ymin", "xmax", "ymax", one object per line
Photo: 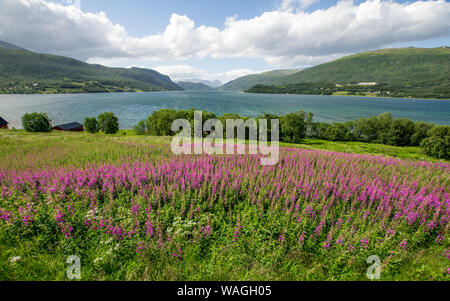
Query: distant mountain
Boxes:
[
  {"xmin": 183, "ymin": 79, "xmax": 222, "ymax": 88},
  {"xmin": 0, "ymin": 40, "xmax": 29, "ymax": 52},
  {"xmin": 245, "ymin": 47, "xmax": 450, "ymax": 99},
  {"xmin": 177, "ymin": 81, "xmax": 215, "ymax": 91},
  {"xmin": 0, "ymin": 40, "xmax": 182, "ymax": 94},
  {"xmin": 220, "ymin": 69, "xmax": 303, "ymax": 91},
  {"xmin": 273, "ymin": 47, "xmax": 450, "ymax": 86}
]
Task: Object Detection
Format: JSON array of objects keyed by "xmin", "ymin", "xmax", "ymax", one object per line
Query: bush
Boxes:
[
  {"xmin": 84, "ymin": 117, "xmax": 98, "ymax": 133},
  {"xmin": 386, "ymin": 118, "xmax": 415, "ymax": 146},
  {"xmin": 410, "ymin": 121, "xmax": 433, "ymax": 146},
  {"xmin": 420, "ymin": 125, "xmax": 450, "ymax": 159},
  {"xmin": 21, "ymin": 113, "xmax": 52, "ymax": 132},
  {"xmin": 280, "ymin": 110, "xmax": 306, "ymax": 143},
  {"xmin": 420, "ymin": 136, "xmax": 449, "ymax": 159},
  {"xmin": 134, "ymin": 120, "xmax": 147, "ymax": 135},
  {"xmin": 325, "ymin": 122, "xmax": 350, "ymax": 141},
  {"xmin": 97, "ymin": 112, "xmax": 119, "ymax": 134}
]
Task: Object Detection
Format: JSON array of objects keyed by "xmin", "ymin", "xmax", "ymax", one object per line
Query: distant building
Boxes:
[
  {"xmin": 0, "ymin": 117, "xmax": 8, "ymax": 129},
  {"xmin": 53, "ymin": 122, "xmax": 84, "ymax": 132},
  {"xmin": 357, "ymin": 82, "xmax": 378, "ymax": 86}
]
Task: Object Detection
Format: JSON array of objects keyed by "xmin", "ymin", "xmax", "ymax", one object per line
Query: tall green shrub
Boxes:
[{"xmin": 21, "ymin": 113, "xmax": 52, "ymax": 133}]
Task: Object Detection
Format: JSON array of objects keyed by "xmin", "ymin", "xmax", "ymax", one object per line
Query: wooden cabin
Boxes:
[
  {"xmin": 53, "ymin": 122, "xmax": 84, "ymax": 132},
  {"xmin": 0, "ymin": 117, "xmax": 8, "ymax": 129}
]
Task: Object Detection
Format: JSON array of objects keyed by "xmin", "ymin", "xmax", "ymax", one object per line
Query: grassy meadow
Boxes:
[{"xmin": 0, "ymin": 129, "xmax": 448, "ymax": 280}]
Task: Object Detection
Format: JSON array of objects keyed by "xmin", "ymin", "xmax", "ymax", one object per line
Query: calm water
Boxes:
[{"xmin": 0, "ymin": 91, "xmax": 449, "ymax": 129}]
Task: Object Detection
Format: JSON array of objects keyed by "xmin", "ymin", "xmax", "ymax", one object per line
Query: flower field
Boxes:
[{"xmin": 0, "ymin": 131, "xmax": 449, "ymax": 280}]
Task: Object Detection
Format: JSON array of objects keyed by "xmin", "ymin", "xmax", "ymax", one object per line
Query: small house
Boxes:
[
  {"xmin": 53, "ymin": 122, "xmax": 84, "ymax": 132},
  {"xmin": 0, "ymin": 117, "xmax": 8, "ymax": 129}
]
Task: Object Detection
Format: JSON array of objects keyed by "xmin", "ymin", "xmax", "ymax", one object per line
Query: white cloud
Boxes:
[
  {"xmin": 153, "ymin": 65, "xmax": 207, "ymax": 80},
  {"xmin": 0, "ymin": 0, "xmax": 449, "ymax": 68},
  {"xmin": 152, "ymin": 65, "xmax": 263, "ymax": 83}
]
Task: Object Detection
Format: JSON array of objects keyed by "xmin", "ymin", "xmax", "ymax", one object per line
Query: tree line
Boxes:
[
  {"xmin": 135, "ymin": 108, "xmax": 449, "ymax": 160},
  {"xmin": 20, "ymin": 112, "xmax": 120, "ymax": 134}
]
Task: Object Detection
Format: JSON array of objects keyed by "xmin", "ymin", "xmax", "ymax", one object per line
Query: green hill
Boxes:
[
  {"xmin": 177, "ymin": 81, "xmax": 215, "ymax": 91},
  {"xmin": 277, "ymin": 47, "xmax": 450, "ymax": 85},
  {"xmin": 0, "ymin": 41, "xmax": 182, "ymax": 94},
  {"xmin": 220, "ymin": 69, "xmax": 302, "ymax": 91},
  {"xmin": 246, "ymin": 47, "xmax": 450, "ymax": 99}
]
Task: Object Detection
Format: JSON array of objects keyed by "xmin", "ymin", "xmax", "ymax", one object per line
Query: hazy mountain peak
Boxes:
[{"xmin": 0, "ymin": 40, "xmax": 30, "ymax": 52}]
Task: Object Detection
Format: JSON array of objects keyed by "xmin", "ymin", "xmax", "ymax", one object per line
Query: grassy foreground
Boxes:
[{"xmin": 0, "ymin": 130, "xmax": 448, "ymax": 281}]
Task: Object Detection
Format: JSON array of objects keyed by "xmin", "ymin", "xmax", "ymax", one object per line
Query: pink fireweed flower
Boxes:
[
  {"xmin": 360, "ymin": 238, "xmax": 369, "ymax": 249},
  {"xmin": 348, "ymin": 243, "xmax": 355, "ymax": 252},
  {"xmin": 278, "ymin": 233, "xmax": 285, "ymax": 245},
  {"xmin": 233, "ymin": 224, "xmax": 242, "ymax": 242},
  {"xmin": 145, "ymin": 220, "xmax": 154, "ymax": 239},
  {"xmin": 203, "ymin": 224, "xmax": 211, "ymax": 238},
  {"xmin": 136, "ymin": 242, "xmax": 145, "ymax": 254},
  {"xmin": 400, "ymin": 240, "xmax": 408, "ymax": 251},
  {"xmin": 298, "ymin": 234, "xmax": 305, "ymax": 246},
  {"xmin": 172, "ymin": 247, "xmax": 182, "ymax": 260},
  {"xmin": 435, "ymin": 233, "xmax": 445, "ymax": 244}
]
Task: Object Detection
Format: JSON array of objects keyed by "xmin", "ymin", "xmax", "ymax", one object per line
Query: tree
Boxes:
[
  {"xmin": 375, "ymin": 112, "xmax": 393, "ymax": 144},
  {"xmin": 420, "ymin": 125, "xmax": 450, "ymax": 159},
  {"xmin": 353, "ymin": 117, "xmax": 379, "ymax": 143},
  {"xmin": 325, "ymin": 122, "xmax": 350, "ymax": 141},
  {"xmin": 84, "ymin": 117, "xmax": 98, "ymax": 133},
  {"xmin": 421, "ymin": 136, "xmax": 449, "ymax": 159},
  {"xmin": 410, "ymin": 121, "xmax": 432, "ymax": 146},
  {"xmin": 97, "ymin": 112, "xmax": 119, "ymax": 134},
  {"xmin": 280, "ymin": 110, "xmax": 306, "ymax": 143},
  {"xmin": 21, "ymin": 113, "xmax": 52, "ymax": 132},
  {"xmin": 146, "ymin": 109, "xmax": 177, "ymax": 136},
  {"xmin": 386, "ymin": 118, "xmax": 415, "ymax": 146},
  {"xmin": 134, "ymin": 120, "xmax": 147, "ymax": 135},
  {"xmin": 306, "ymin": 112, "xmax": 314, "ymax": 137}
]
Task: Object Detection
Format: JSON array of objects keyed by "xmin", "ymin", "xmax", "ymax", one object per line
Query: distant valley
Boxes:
[
  {"xmin": 0, "ymin": 40, "xmax": 449, "ymax": 99},
  {"xmin": 240, "ymin": 47, "xmax": 450, "ymax": 99},
  {"xmin": 220, "ymin": 69, "xmax": 302, "ymax": 91},
  {"xmin": 0, "ymin": 40, "xmax": 182, "ymax": 94},
  {"xmin": 176, "ymin": 81, "xmax": 215, "ymax": 91}
]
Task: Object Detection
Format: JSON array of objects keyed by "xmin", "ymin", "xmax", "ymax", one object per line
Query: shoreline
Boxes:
[
  {"xmin": 243, "ymin": 91, "xmax": 450, "ymax": 101},
  {"xmin": 1, "ymin": 89, "xmax": 449, "ymax": 101}
]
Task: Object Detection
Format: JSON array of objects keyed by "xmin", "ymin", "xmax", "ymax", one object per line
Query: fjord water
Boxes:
[{"xmin": 0, "ymin": 91, "xmax": 449, "ymax": 129}]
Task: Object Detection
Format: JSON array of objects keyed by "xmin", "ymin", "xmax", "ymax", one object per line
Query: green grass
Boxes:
[{"xmin": 0, "ymin": 130, "xmax": 448, "ymax": 281}]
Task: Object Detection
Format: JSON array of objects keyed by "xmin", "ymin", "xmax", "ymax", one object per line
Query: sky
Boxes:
[{"xmin": 0, "ymin": 0, "xmax": 449, "ymax": 83}]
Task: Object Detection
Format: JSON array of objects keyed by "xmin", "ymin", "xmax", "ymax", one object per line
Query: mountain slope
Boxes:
[
  {"xmin": 183, "ymin": 79, "xmax": 222, "ymax": 88},
  {"xmin": 177, "ymin": 81, "xmax": 215, "ymax": 91},
  {"xmin": 0, "ymin": 40, "xmax": 29, "ymax": 52},
  {"xmin": 275, "ymin": 47, "xmax": 450, "ymax": 86},
  {"xmin": 220, "ymin": 69, "xmax": 302, "ymax": 91},
  {"xmin": 0, "ymin": 41, "xmax": 182, "ymax": 93}
]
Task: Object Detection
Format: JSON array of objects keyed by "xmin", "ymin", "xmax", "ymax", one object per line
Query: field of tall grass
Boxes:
[{"xmin": 0, "ymin": 130, "xmax": 448, "ymax": 280}]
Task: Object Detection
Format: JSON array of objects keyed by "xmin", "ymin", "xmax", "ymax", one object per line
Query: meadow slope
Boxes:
[{"xmin": 0, "ymin": 131, "xmax": 448, "ymax": 280}]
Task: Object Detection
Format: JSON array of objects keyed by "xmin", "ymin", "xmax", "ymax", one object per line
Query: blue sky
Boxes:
[{"xmin": 2, "ymin": 0, "xmax": 449, "ymax": 83}]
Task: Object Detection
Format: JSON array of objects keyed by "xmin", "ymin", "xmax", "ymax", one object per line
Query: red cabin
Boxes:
[
  {"xmin": 0, "ymin": 117, "xmax": 8, "ymax": 129},
  {"xmin": 53, "ymin": 122, "xmax": 84, "ymax": 132}
]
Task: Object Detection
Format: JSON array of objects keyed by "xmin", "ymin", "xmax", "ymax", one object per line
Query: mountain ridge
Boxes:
[
  {"xmin": 0, "ymin": 40, "xmax": 182, "ymax": 94},
  {"xmin": 220, "ymin": 69, "xmax": 303, "ymax": 91},
  {"xmin": 176, "ymin": 81, "xmax": 215, "ymax": 91},
  {"xmin": 244, "ymin": 47, "xmax": 450, "ymax": 99}
]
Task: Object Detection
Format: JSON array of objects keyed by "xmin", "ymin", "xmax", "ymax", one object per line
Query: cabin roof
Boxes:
[
  {"xmin": 53, "ymin": 122, "xmax": 83, "ymax": 130},
  {"xmin": 0, "ymin": 117, "xmax": 8, "ymax": 126}
]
